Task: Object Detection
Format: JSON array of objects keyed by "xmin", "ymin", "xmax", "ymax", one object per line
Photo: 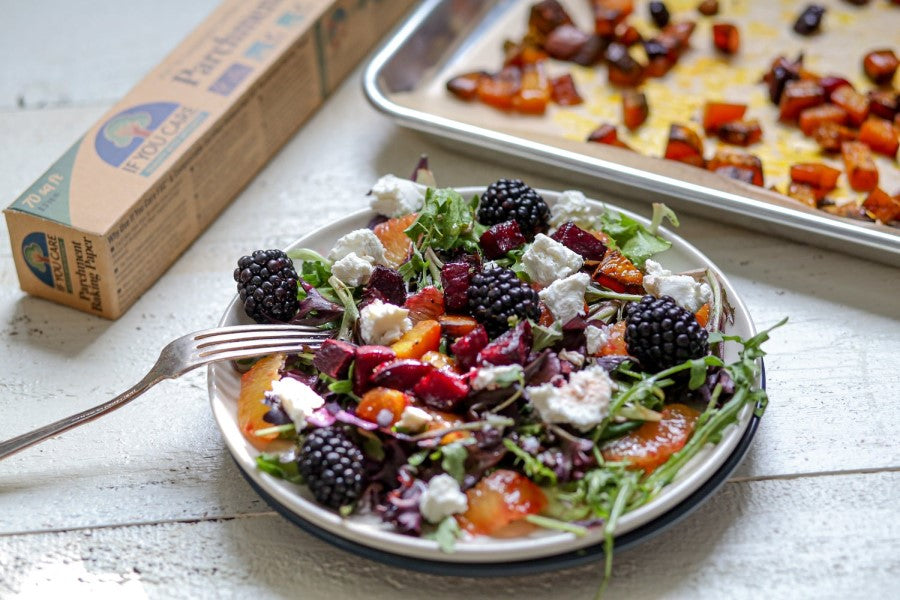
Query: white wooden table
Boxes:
[{"xmin": 1, "ymin": 2, "xmax": 898, "ymax": 598}]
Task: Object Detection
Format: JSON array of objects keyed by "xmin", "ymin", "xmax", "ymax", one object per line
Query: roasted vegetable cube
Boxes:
[
  {"xmin": 446, "ymin": 71, "xmax": 488, "ymax": 101},
  {"xmin": 779, "ymin": 79, "xmax": 824, "ymax": 122},
  {"xmin": 786, "ymin": 182, "xmax": 823, "ymax": 208},
  {"xmin": 790, "ymin": 163, "xmax": 841, "ymax": 191},
  {"xmin": 792, "ymin": 4, "xmax": 825, "ymax": 36},
  {"xmin": 605, "ymin": 42, "xmax": 645, "ymax": 86},
  {"xmin": 763, "ymin": 54, "xmax": 802, "ymax": 104},
  {"xmin": 717, "ymin": 119, "xmax": 762, "ymax": 146},
  {"xmin": 476, "ymin": 66, "xmax": 521, "ymax": 111},
  {"xmin": 587, "ymin": 123, "xmax": 632, "ymax": 148},
  {"xmin": 512, "ymin": 63, "xmax": 551, "ymax": 114},
  {"xmin": 622, "ymin": 90, "xmax": 649, "ymax": 130},
  {"xmin": 867, "ymin": 90, "xmax": 898, "ymax": 121},
  {"xmin": 841, "ymin": 141, "xmax": 879, "ymax": 192},
  {"xmin": 862, "ymin": 188, "xmax": 900, "ymax": 224},
  {"xmin": 799, "ymin": 104, "xmax": 848, "ymax": 136},
  {"xmin": 813, "ymin": 122, "xmax": 858, "ymax": 153},
  {"xmin": 707, "ymin": 149, "xmax": 764, "ymax": 186},
  {"xmin": 702, "ymin": 101, "xmax": 746, "ymax": 133},
  {"xmin": 697, "ymin": 0, "xmax": 719, "ymax": 16},
  {"xmin": 712, "ymin": 22, "xmax": 739, "ymax": 54},
  {"xmin": 830, "ymin": 85, "xmax": 869, "ymax": 126},
  {"xmin": 863, "ymin": 49, "xmax": 898, "ymax": 85},
  {"xmin": 858, "ymin": 117, "xmax": 898, "ymax": 157},
  {"xmin": 549, "ymin": 73, "xmax": 583, "ymax": 106},
  {"xmin": 664, "ymin": 123, "xmax": 705, "ymax": 167}
]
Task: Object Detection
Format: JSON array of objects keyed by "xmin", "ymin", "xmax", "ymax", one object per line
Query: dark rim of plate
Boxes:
[{"xmin": 230, "ymin": 362, "xmax": 765, "ymax": 577}]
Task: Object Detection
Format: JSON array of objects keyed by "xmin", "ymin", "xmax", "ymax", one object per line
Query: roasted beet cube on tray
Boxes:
[
  {"xmin": 711, "ymin": 22, "xmax": 739, "ymax": 54},
  {"xmin": 622, "ymin": 90, "xmax": 648, "ymax": 130},
  {"xmin": 863, "ymin": 49, "xmax": 898, "ymax": 85}
]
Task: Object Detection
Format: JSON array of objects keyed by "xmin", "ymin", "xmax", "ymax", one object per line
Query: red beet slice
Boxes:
[
  {"xmin": 450, "ymin": 324, "xmax": 489, "ymax": 370},
  {"xmin": 441, "ymin": 261, "xmax": 473, "ymax": 311},
  {"xmin": 352, "ymin": 345, "xmax": 397, "ymax": 395},
  {"xmin": 480, "ymin": 220, "xmax": 527, "ymax": 259},
  {"xmin": 551, "ymin": 222, "xmax": 607, "ymax": 260},
  {"xmin": 313, "ymin": 339, "xmax": 357, "ymax": 379},
  {"xmin": 477, "ymin": 321, "xmax": 533, "ymax": 366},
  {"xmin": 366, "ymin": 266, "xmax": 407, "ymax": 306}
]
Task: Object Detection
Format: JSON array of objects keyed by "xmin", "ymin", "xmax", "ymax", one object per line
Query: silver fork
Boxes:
[{"xmin": 0, "ymin": 324, "xmax": 331, "ymax": 460}]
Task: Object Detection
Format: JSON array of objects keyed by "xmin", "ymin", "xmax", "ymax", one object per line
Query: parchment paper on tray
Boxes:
[{"xmin": 381, "ymin": 0, "xmax": 899, "ymax": 253}]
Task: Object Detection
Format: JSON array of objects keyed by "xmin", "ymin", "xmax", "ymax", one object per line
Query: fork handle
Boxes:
[{"xmin": 0, "ymin": 370, "xmax": 166, "ymax": 461}]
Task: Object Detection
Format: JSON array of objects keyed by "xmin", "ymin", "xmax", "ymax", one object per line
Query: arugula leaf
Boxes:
[
  {"xmin": 256, "ymin": 453, "xmax": 304, "ymax": 484},
  {"xmin": 428, "ymin": 516, "xmax": 463, "ymax": 553},
  {"xmin": 440, "ymin": 442, "xmax": 469, "ymax": 484},
  {"xmin": 404, "ymin": 188, "xmax": 482, "ymax": 253},
  {"xmin": 503, "ymin": 439, "xmax": 558, "ymax": 485},
  {"xmin": 289, "ymin": 248, "xmax": 334, "ymax": 293},
  {"xmin": 599, "ymin": 207, "xmax": 674, "ymax": 268}
]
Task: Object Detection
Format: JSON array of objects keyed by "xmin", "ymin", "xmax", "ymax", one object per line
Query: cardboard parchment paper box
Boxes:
[{"xmin": 4, "ymin": 0, "xmax": 415, "ymax": 319}]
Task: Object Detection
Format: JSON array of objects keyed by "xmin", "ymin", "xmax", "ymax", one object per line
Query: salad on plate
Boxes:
[{"xmin": 229, "ymin": 164, "xmax": 777, "ymax": 577}]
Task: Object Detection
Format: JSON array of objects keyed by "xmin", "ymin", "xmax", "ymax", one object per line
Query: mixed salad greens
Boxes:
[{"xmin": 232, "ymin": 164, "xmax": 780, "ymax": 585}]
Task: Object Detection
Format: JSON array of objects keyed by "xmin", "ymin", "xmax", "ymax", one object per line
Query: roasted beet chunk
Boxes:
[
  {"xmin": 480, "ymin": 220, "xmax": 527, "ymax": 259},
  {"xmin": 441, "ymin": 261, "xmax": 473, "ymax": 311},
  {"xmin": 353, "ymin": 345, "xmax": 396, "ymax": 395},
  {"xmin": 367, "ymin": 266, "xmax": 407, "ymax": 306},
  {"xmin": 551, "ymin": 222, "xmax": 607, "ymax": 260},
  {"xmin": 792, "ymin": 4, "xmax": 825, "ymax": 36},
  {"xmin": 313, "ymin": 339, "xmax": 357, "ymax": 379},
  {"xmin": 413, "ymin": 370, "xmax": 470, "ymax": 412},
  {"xmin": 477, "ymin": 320, "xmax": 533, "ymax": 366},
  {"xmin": 450, "ymin": 324, "xmax": 489, "ymax": 370}
]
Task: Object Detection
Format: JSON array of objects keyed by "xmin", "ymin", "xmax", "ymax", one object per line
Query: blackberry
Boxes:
[
  {"xmin": 298, "ymin": 427, "xmax": 366, "ymax": 510},
  {"xmin": 624, "ymin": 295, "xmax": 709, "ymax": 372},
  {"xmin": 467, "ymin": 265, "xmax": 540, "ymax": 337},
  {"xmin": 234, "ymin": 249, "xmax": 299, "ymax": 323},
  {"xmin": 477, "ymin": 179, "xmax": 550, "ymax": 237}
]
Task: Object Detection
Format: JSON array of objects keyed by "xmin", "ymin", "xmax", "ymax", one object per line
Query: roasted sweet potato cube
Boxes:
[
  {"xmin": 813, "ymin": 122, "xmax": 857, "ymax": 152},
  {"xmin": 786, "ymin": 182, "xmax": 823, "ymax": 208},
  {"xmin": 477, "ymin": 66, "xmax": 521, "ymax": 111},
  {"xmin": 821, "ymin": 202, "xmax": 869, "ymax": 220},
  {"xmin": 818, "ymin": 75, "xmax": 853, "ymax": 99},
  {"xmin": 549, "ymin": 73, "xmax": 583, "ymax": 106},
  {"xmin": 503, "ymin": 43, "xmax": 548, "ymax": 68},
  {"xmin": 799, "ymin": 104, "xmax": 848, "ymax": 136},
  {"xmin": 790, "ymin": 163, "xmax": 841, "ymax": 191},
  {"xmin": 711, "ymin": 22, "xmax": 739, "ymax": 54},
  {"xmin": 841, "ymin": 141, "xmax": 879, "ymax": 192},
  {"xmin": 717, "ymin": 119, "xmax": 762, "ymax": 146},
  {"xmin": 446, "ymin": 72, "xmax": 488, "ymax": 101},
  {"xmin": 512, "ymin": 63, "xmax": 551, "ymax": 114},
  {"xmin": 707, "ymin": 149, "xmax": 764, "ymax": 186},
  {"xmin": 587, "ymin": 123, "xmax": 632, "ymax": 149},
  {"xmin": 703, "ymin": 101, "xmax": 746, "ymax": 133},
  {"xmin": 779, "ymin": 79, "xmax": 824, "ymax": 122},
  {"xmin": 863, "ymin": 49, "xmax": 898, "ymax": 85},
  {"xmin": 831, "ymin": 85, "xmax": 869, "ymax": 126},
  {"xmin": 592, "ymin": 0, "xmax": 634, "ymax": 36},
  {"xmin": 662, "ymin": 21, "xmax": 695, "ymax": 50},
  {"xmin": 862, "ymin": 188, "xmax": 900, "ymax": 224},
  {"xmin": 622, "ymin": 90, "xmax": 649, "ymax": 130},
  {"xmin": 664, "ymin": 124, "xmax": 705, "ymax": 167},
  {"xmin": 868, "ymin": 90, "xmax": 898, "ymax": 121},
  {"xmin": 605, "ymin": 42, "xmax": 645, "ymax": 86},
  {"xmin": 858, "ymin": 118, "xmax": 898, "ymax": 157}
]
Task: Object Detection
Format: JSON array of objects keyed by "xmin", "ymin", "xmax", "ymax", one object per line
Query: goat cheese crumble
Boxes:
[
  {"xmin": 538, "ymin": 272, "xmax": 591, "ymax": 325},
  {"xmin": 642, "ymin": 260, "xmax": 712, "ymax": 312},
  {"xmin": 328, "ymin": 229, "xmax": 386, "ymax": 266},
  {"xmin": 521, "ymin": 234, "xmax": 584, "ymax": 286},
  {"xmin": 269, "ymin": 377, "xmax": 324, "ymax": 430},
  {"xmin": 359, "ymin": 299, "xmax": 412, "ymax": 346},
  {"xmin": 471, "ymin": 364, "xmax": 523, "ymax": 391},
  {"xmin": 330, "ymin": 252, "xmax": 375, "ymax": 287},
  {"xmin": 419, "ymin": 474, "xmax": 468, "ymax": 524},
  {"xmin": 369, "ymin": 174, "xmax": 426, "ymax": 217},
  {"xmin": 527, "ymin": 365, "xmax": 614, "ymax": 431},
  {"xmin": 585, "ymin": 324, "xmax": 609, "ymax": 355},
  {"xmin": 550, "ymin": 189, "xmax": 599, "ymax": 229}
]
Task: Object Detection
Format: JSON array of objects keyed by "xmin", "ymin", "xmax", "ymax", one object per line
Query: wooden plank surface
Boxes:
[{"xmin": 0, "ymin": 1, "xmax": 898, "ymax": 597}]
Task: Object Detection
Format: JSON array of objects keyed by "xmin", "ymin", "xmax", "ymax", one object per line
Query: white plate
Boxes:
[{"xmin": 208, "ymin": 187, "xmax": 759, "ymax": 563}]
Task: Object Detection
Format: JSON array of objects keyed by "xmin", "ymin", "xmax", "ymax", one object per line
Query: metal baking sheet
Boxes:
[{"xmin": 364, "ymin": 0, "xmax": 900, "ymax": 265}]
